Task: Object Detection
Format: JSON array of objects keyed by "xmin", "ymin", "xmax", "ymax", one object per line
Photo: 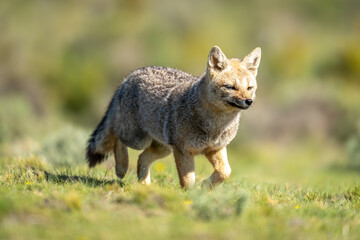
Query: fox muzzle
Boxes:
[{"xmin": 227, "ymin": 98, "xmax": 253, "ymax": 109}]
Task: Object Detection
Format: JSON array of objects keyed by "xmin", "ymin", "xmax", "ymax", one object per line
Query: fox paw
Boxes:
[{"xmin": 115, "ymin": 167, "xmax": 127, "ymax": 179}]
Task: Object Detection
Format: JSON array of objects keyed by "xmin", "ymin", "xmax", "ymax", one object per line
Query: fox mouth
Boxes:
[{"xmin": 226, "ymin": 100, "xmax": 250, "ymax": 110}]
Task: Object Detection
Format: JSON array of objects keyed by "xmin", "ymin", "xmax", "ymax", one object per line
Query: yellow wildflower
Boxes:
[
  {"xmin": 154, "ymin": 162, "xmax": 166, "ymax": 173},
  {"xmin": 184, "ymin": 200, "xmax": 192, "ymax": 205}
]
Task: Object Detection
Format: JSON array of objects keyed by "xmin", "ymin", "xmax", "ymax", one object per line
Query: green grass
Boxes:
[{"xmin": 1, "ymin": 145, "xmax": 360, "ymax": 240}]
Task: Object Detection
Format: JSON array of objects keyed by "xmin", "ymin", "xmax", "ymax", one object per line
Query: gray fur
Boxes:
[
  {"xmin": 86, "ymin": 46, "xmax": 261, "ymax": 187},
  {"xmin": 92, "ymin": 67, "xmax": 238, "ymax": 153}
]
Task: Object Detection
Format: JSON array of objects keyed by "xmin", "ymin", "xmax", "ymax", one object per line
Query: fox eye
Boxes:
[
  {"xmin": 224, "ymin": 85, "xmax": 237, "ymax": 90},
  {"xmin": 247, "ymin": 86, "xmax": 253, "ymax": 91}
]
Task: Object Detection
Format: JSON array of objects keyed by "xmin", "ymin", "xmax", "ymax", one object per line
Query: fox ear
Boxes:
[
  {"xmin": 208, "ymin": 46, "xmax": 227, "ymax": 71},
  {"xmin": 242, "ymin": 47, "xmax": 261, "ymax": 77}
]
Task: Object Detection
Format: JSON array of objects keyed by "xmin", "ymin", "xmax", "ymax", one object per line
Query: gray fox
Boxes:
[{"xmin": 86, "ymin": 46, "xmax": 261, "ymax": 188}]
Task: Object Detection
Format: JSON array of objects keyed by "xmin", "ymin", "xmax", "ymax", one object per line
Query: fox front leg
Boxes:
[
  {"xmin": 173, "ymin": 148, "xmax": 195, "ymax": 188},
  {"xmin": 203, "ymin": 147, "xmax": 231, "ymax": 188}
]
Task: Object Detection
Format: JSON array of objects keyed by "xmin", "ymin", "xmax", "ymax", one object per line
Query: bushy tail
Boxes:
[
  {"xmin": 86, "ymin": 99, "xmax": 115, "ymax": 168},
  {"xmin": 86, "ymin": 116, "xmax": 108, "ymax": 167}
]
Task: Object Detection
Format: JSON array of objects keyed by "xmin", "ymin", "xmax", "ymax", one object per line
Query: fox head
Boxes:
[{"xmin": 205, "ymin": 46, "xmax": 261, "ymax": 112}]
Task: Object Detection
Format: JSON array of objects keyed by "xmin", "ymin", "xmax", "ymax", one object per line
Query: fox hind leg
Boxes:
[
  {"xmin": 137, "ymin": 140, "xmax": 171, "ymax": 185},
  {"xmin": 114, "ymin": 139, "xmax": 129, "ymax": 179}
]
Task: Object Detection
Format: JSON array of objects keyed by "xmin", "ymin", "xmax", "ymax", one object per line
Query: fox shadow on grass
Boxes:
[{"xmin": 43, "ymin": 171, "xmax": 125, "ymax": 187}]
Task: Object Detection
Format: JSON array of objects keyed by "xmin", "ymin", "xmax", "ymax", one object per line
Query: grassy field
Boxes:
[
  {"xmin": 1, "ymin": 1, "xmax": 359, "ymax": 239},
  {"xmin": 1, "ymin": 137, "xmax": 360, "ymax": 240}
]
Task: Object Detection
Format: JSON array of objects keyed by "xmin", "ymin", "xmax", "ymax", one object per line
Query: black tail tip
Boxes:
[{"xmin": 86, "ymin": 148, "xmax": 106, "ymax": 168}]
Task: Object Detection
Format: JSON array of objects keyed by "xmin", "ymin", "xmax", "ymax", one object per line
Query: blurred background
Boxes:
[{"xmin": 1, "ymin": 0, "xmax": 360, "ymax": 184}]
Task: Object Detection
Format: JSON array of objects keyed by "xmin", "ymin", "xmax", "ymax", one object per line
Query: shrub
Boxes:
[
  {"xmin": 38, "ymin": 125, "xmax": 88, "ymax": 167},
  {"xmin": 190, "ymin": 185, "xmax": 247, "ymax": 221},
  {"xmin": 346, "ymin": 133, "xmax": 360, "ymax": 167},
  {"xmin": 0, "ymin": 96, "xmax": 37, "ymax": 144}
]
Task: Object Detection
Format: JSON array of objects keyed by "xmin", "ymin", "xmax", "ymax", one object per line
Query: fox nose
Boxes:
[{"xmin": 245, "ymin": 99, "xmax": 253, "ymax": 106}]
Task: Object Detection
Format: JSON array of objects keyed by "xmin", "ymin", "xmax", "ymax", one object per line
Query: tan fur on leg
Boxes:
[
  {"xmin": 173, "ymin": 148, "xmax": 195, "ymax": 188},
  {"xmin": 203, "ymin": 147, "xmax": 231, "ymax": 188}
]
